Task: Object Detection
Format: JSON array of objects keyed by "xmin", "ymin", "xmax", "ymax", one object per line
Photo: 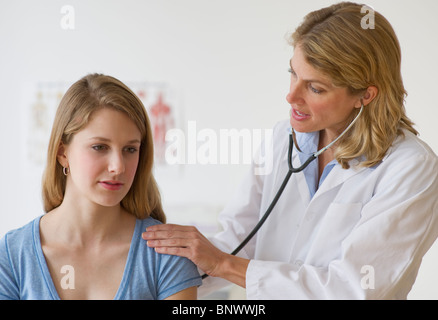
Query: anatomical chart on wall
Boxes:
[{"xmin": 20, "ymin": 80, "xmax": 179, "ymax": 174}]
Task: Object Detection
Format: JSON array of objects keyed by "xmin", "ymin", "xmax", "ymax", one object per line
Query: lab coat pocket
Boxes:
[{"xmin": 307, "ymin": 202, "xmax": 362, "ymax": 266}]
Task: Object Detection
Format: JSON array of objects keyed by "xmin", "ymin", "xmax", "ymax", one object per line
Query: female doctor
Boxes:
[{"xmin": 143, "ymin": 2, "xmax": 438, "ymax": 299}]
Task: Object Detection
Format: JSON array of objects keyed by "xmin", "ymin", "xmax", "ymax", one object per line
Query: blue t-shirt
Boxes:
[{"xmin": 0, "ymin": 216, "xmax": 202, "ymax": 300}]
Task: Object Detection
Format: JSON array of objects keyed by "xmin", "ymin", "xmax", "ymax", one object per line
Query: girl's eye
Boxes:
[
  {"xmin": 125, "ymin": 147, "xmax": 139, "ymax": 154},
  {"xmin": 92, "ymin": 145, "xmax": 107, "ymax": 151}
]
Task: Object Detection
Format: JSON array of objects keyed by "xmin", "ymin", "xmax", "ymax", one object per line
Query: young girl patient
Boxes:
[{"xmin": 0, "ymin": 74, "xmax": 201, "ymax": 300}]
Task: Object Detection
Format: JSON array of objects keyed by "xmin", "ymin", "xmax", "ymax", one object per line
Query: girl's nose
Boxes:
[{"xmin": 108, "ymin": 152, "xmax": 125, "ymax": 175}]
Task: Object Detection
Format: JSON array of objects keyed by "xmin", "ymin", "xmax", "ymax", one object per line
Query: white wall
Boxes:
[{"xmin": 0, "ymin": 0, "xmax": 437, "ymax": 299}]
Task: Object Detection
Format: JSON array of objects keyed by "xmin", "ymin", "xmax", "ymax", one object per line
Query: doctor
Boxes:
[{"xmin": 143, "ymin": 2, "xmax": 438, "ymax": 299}]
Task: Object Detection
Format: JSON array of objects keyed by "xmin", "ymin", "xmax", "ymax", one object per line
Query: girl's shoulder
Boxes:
[
  {"xmin": 136, "ymin": 216, "xmax": 162, "ymax": 230},
  {"xmin": 1, "ymin": 216, "xmax": 41, "ymax": 249}
]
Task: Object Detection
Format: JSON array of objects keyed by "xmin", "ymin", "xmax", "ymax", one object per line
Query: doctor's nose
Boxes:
[{"xmin": 286, "ymin": 82, "xmax": 304, "ymax": 105}]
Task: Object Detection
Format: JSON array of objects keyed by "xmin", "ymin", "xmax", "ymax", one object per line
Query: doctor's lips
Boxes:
[
  {"xmin": 291, "ymin": 108, "xmax": 311, "ymax": 121},
  {"xmin": 99, "ymin": 180, "xmax": 124, "ymax": 190}
]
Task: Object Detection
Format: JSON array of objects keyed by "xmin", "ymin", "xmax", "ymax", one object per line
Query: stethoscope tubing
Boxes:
[
  {"xmin": 201, "ymin": 106, "xmax": 363, "ymax": 279},
  {"xmin": 201, "ymin": 135, "xmax": 314, "ymax": 279}
]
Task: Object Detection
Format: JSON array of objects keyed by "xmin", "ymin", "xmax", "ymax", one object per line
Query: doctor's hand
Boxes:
[{"xmin": 142, "ymin": 224, "xmax": 249, "ymax": 288}]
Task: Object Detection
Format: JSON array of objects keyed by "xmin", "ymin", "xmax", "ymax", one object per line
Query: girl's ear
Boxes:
[{"xmin": 57, "ymin": 142, "xmax": 69, "ymax": 168}]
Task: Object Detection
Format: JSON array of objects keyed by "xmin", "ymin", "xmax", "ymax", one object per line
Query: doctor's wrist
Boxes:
[{"xmin": 216, "ymin": 254, "xmax": 250, "ymax": 288}]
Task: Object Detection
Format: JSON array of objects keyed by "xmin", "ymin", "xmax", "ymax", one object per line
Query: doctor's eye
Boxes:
[
  {"xmin": 309, "ymin": 84, "xmax": 323, "ymax": 94},
  {"xmin": 288, "ymin": 68, "xmax": 298, "ymax": 80}
]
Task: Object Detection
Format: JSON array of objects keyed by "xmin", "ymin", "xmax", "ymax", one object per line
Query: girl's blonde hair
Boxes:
[
  {"xmin": 42, "ymin": 73, "xmax": 166, "ymax": 223},
  {"xmin": 290, "ymin": 2, "xmax": 417, "ymax": 168}
]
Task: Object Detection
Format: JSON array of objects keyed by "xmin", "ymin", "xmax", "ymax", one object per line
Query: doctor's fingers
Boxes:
[
  {"xmin": 147, "ymin": 236, "xmax": 213, "ymax": 262},
  {"xmin": 153, "ymin": 245, "xmax": 192, "ymax": 259},
  {"xmin": 145, "ymin": 223, "xmax": 199, "ymax": 233},
  {"xmin": 146, "ymin": 237, "xmax": 197, "ymax": 248},
  {"xmin": 142, "ymin": 228, "xmax": 202, "ymax": 242},
  {"xmin": 145, "ymin": 229, "xmax": 214, "ymax": 253},
  {"xmin": 150, "ymin": 237, "xmax": 226, "ymax": 276}
]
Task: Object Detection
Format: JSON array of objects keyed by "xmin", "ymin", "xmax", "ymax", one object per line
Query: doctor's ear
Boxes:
[{"xmin": 359, "ymin": 86, "xmax": 378, "ymax": 107}]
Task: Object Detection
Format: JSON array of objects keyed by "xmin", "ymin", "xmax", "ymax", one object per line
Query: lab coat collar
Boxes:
[
  {"xmin": 294, "ymin": 130, "xmax": 319, "ymax": 156},
  {"xmin": 315, "ymin": 162, "xmax": 367, "ymax": 198},
  {"xmin": 292, "ymin": 130, "xmax": 369, "ymax": 201}
]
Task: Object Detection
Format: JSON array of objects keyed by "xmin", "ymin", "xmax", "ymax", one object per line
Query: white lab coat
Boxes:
[{"xmin": 200, "ymin": 120, "xmax": 438, "ymax": 299}]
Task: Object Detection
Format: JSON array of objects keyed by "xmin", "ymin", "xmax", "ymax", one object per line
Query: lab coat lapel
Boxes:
[
  {"xmin": 292, "ymin": 131, "xmax": 317, "ymax": 205},
  {"xmin": 292, "ymin": 152, "xmax": 312, "ymax": 205},
  {"xmin": 314, "ymin": 161, "xmax": 366, "ymax": 198},
  {"xmin": 288, "ymin": 161, "xmax": 367, "ymax": 262},
  {"xmin": 255, "ymin": 140, "xmax": 308, "ymax": 262}
]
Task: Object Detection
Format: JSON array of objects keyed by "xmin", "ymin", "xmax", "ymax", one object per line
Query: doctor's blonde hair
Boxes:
[
  {"xmin": 42, "ymin": 73, "xmax": 166, "ymax": 223},
  {"xmin": 290, "ymin": 1, "xmax": 417, "ymax": 168}
]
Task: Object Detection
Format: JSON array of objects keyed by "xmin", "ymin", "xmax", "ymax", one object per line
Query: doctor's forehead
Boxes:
[{"xmin": 289, "ymin": 53, "xmax": 333, "ymax": 88}]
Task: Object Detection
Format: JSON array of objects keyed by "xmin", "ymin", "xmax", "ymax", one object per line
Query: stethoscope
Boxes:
[{"xmin": 202, "ymin": 105, "xmax": 364, "ymax": 279}]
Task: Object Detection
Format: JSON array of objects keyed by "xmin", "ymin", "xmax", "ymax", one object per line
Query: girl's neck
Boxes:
[{"xmin": 42, "ymin": 198, "xmax": 135, "ymax": 248}]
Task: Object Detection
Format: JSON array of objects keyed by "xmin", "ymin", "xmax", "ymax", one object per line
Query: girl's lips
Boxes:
[
  {"xmin": 291, "ymin": 108, "xmax": 311, "ymax": 121},
  {"xmin": 99, "ymin": 181, "xmax": 124, "ymax": 191}
]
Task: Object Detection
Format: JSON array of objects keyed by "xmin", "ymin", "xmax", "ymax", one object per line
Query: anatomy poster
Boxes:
[
  {"xmin": 129, "ymin": 83, "xmax": 178, "ymax": 165},
  {"xmin": 21, "ymin": 80, "xmax": 179, "ymax": 173}
]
